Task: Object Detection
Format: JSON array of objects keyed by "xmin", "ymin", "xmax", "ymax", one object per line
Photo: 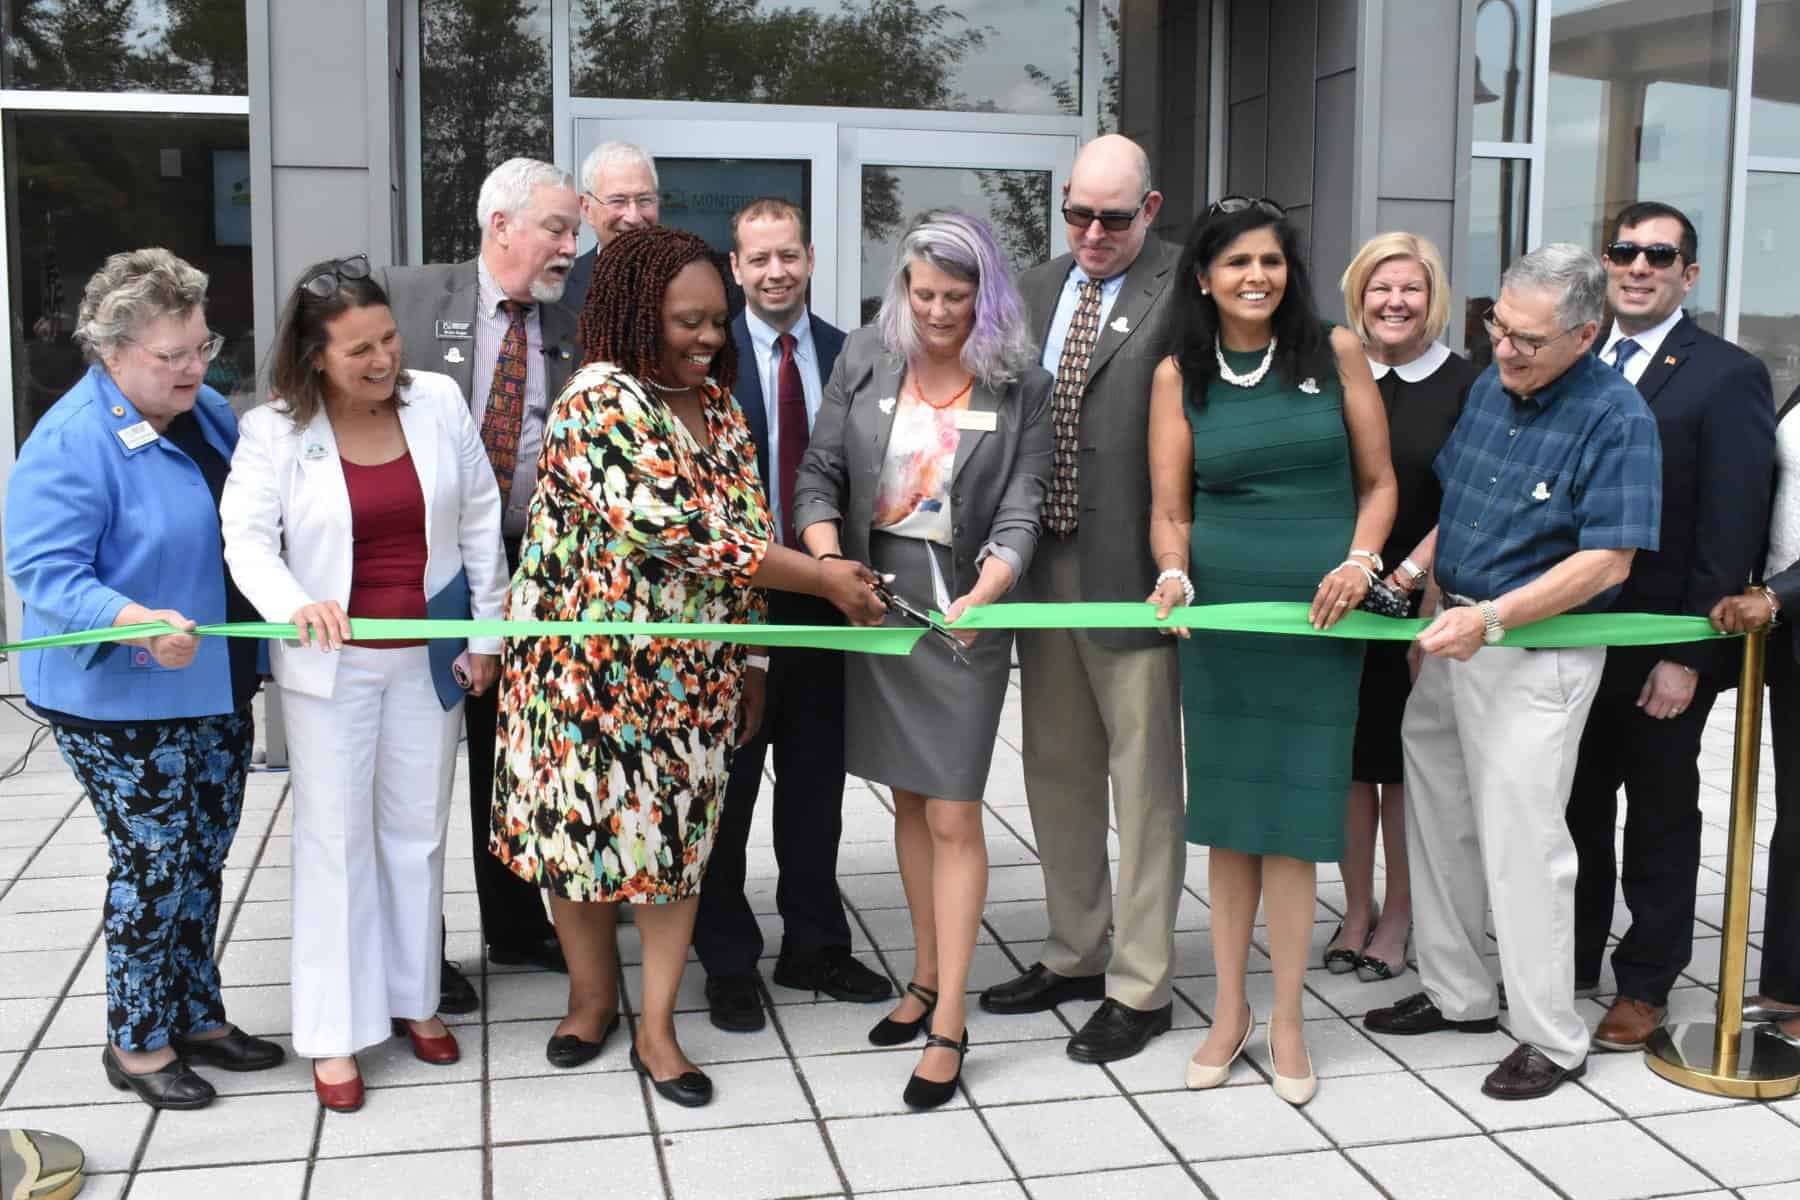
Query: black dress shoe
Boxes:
[
  {"xmin": 630, "ymin": 1043, "xmax": 713, "ymax": 1107},
  {"xmin": 706, "ymin": 973, "xmax": 766, "ymax": 1033},
  {"xmin": 1481, "ymin": 1044, "xmax": 1585, "ymax": 1099},
  {"xmin": 869, "ymin": 982, "xmax": 938, "ymax": 1046},
  {"xmin": 773, "ymin": 947, "xmax": 894, "ymax": 1002},
  {"xmin": 171, "ymin": 1025, "xmax": 286, "ymax": 1071},
  {"xmin": 439, "ymin": 960, "xmax": 479, "ymax": 1015},
  {"xmin": 546, "ymin": 1011, "xmax": 621, "ymax": 1068},
  {"xmin": 979, "ymin": 963, "xmax": 1105, "ymax": 1015},
  {"xmin": 902, "ymin": 1030, "xmax": 968, "ymax": 1110},
  {"xmin": 101, "ymin": 1045, "xmax": 215, "ymax": 1110},
  {"xmin": 488, "ymin": 936, "xmax": 568, "ymax": 973},
  {"xmin": 1363, "ymin": 991, "xmax": 1500, "ymax": 1036},
  {"xmin": 1066, "ymin": 998, "xmax": 1172, "ymax": 1063}
]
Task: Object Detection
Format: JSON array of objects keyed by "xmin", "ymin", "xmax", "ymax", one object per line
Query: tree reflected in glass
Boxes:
[{"xmin": 1, "ymin": 0, "xmax": 247, "ymax": 93}]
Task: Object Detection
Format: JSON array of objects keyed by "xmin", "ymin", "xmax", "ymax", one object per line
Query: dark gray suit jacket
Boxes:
[
  {"xmin": 792, "ymin": 325, "xmax": 1053, "ymax": 600},
  {"xmin": 1017, "ymin": 237, "xmax": 1182, "ymax": 649},
  {"xmin": 374, "ymin": 258, "xmax": 580, "ymax": 537}
]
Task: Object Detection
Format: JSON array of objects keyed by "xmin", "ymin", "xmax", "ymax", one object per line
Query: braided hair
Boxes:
[{"xmin": 578, "ymin": 225, "xmax": 737, "ymax": 394}]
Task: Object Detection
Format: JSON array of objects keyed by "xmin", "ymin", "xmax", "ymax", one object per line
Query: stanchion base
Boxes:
[
  {"xmin": 0, "ymin": 1128, "xmax": 85, "ymax": 1199},
  {"xmin": 1645, "ymin": 1023, "xmax": 1800, "ymax": 1099}
]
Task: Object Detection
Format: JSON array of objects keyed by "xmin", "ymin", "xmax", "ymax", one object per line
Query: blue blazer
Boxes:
[
  {"xmin": 5, "ymin": 365, "xmax": 243, "ymax": 721},
  {"xmin": 731, "ymin": 310, "xmax": 847, "ymax": 499}
]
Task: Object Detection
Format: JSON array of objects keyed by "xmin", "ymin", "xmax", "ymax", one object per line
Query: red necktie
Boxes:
[
  {"xmin": 480, "ymin": 300, "xmax": 529, "ymax": 506},
  {"xmin": 776, "ymin": 332, "xmax": 808, "ymax": 546}
]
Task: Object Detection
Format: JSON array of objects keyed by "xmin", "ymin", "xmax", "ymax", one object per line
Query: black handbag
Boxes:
[{"xmin": 1359, "ymin": 579, "xmax": 1419, "ymax": 619}]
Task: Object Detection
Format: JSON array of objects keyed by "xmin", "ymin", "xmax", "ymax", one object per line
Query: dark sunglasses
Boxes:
[
  {"xmin": 1208, "ymin": 194, "xmax": 1286, "ymax": 219},
  {"xmin": 1604, "ymin": 241, "xmax": 1683, "ymax": 269},
  {"xmin": 1061, "ymin": 192, "xmax": 1151, "ymax": 232},
  {"xmin": 300, "ymin": 253, "xmax": 372, "ymax": 298}
]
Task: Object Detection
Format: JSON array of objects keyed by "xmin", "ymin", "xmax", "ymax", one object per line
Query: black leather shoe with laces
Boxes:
[
  {"xmin": 979, "ymin": 963, "xmax": 1105, "ymax": 1014},
  {"xmin": 1066, "ymin": 998, "xmax": 1172, "ymax": 1063},
  {"xmin": 1363, "ymin": 991, "xmax": 1500, "ymax": 1036}
]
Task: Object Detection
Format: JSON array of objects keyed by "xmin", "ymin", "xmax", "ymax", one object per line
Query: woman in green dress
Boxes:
[{"xmin": 1146, "ymin": 198, "xmax": 1396, "ymax": 1105}]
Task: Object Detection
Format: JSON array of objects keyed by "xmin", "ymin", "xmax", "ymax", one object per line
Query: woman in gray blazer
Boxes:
[{"xmin": 794, "ymin": 210, "xmax": 1052, "ymax": 1109}]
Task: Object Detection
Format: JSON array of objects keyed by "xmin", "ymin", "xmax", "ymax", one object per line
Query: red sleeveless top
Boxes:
[{"xmin": 342, "ymin": 452, "xmax": 427, "ymax": 648}]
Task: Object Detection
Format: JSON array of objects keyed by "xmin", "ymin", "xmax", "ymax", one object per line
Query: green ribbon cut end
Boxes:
[{"xmin": 0, "ymin": 604, "xmax": 1730, "ymax": 658}]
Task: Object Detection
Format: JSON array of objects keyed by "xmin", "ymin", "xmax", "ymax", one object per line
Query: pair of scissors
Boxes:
[{"xmin": 871, "ymin": 577, "xmax": 972, "ymax": 667}]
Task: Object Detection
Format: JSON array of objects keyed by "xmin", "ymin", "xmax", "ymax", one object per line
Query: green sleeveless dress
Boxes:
[{"xmin": 1178, "ymin": 341, "xmax": 1362, "ymax": 862}]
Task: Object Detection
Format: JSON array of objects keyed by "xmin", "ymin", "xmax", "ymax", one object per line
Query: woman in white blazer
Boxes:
[{"xmin": 220, "ymin": 256, "xmax": 507, "ymax": 1112}]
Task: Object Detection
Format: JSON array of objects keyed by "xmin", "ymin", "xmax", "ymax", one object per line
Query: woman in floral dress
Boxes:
[{"xmin": 490, "ymin": 226, "xmax": 882, "ymax": 1107}]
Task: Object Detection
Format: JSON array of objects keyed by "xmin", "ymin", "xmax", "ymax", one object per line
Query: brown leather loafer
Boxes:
[
  {"xmin": 1481, "ymin": 1044, "xmax": 1585, "ymax": 1100},
  {"xmin": 1592, "ymin": 997, "xmax": 1666, "ymax": 1052}
]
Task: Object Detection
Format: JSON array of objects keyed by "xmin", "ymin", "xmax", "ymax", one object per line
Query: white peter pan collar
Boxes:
[{"xmin": 1367, "ymin": 340, "xmax": 1451, "ymax": 383}]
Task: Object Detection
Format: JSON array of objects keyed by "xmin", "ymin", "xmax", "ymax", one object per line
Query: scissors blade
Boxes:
[{"xmin": 875, "ymin": 581, "xmax": 972, "ymax": 666}]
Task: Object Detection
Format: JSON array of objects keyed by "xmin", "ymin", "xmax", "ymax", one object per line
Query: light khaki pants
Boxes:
[
  {"xmin": 1017, "ymin": 537, "xmax": 1186, "ymax": 1010},
  {"xmin": 1402, "ymin": 644, "xmax": 1606, "ymax": 1070}
]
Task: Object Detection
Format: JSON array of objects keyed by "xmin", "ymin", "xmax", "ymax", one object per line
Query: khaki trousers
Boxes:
[
  {"xmin": 1402, "ymin": 644, "xmax": 1605, "ymax": 1070},
  {"xmin": 1017, "ymin": 537, "xmax": 1186, "ymax": 1009}
]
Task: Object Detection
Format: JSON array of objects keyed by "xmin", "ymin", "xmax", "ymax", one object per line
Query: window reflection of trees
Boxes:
[{"xmin": 1, "ymin": 0, "xmax": 247, "ymax": 93}]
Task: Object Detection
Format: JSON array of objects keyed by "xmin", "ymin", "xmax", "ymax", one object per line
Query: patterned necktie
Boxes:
[
  {"xmin": 775, "ymin": 332, "xmax": 808, "ymax": 546},
  {"xmin": 481, "ymin": 299, "xmax": 529, "ymax": 507},
  {"xmin": 1045, "ymin": 278, "xmax": 1104, "ymax": 536},
  {"xmin": 1611, "ymin": 337, "xmax": 1640, "ymax": 376}
]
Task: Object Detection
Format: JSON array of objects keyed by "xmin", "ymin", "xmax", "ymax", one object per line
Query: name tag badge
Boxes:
[
  {"xmin": 955, "ymin": 409, "xmax": 998, "ymax": 433},
  {"xmin": 435, "ymin": 319, "xmax": 473, "ymax": 340},
  {"xmin": 116, "ymin": 420, "xmax": 159, "ymax": 450}
]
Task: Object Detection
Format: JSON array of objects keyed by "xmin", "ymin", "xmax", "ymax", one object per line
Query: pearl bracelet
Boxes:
[{"xmin": 1156, "ymin": 567, "xmax": 1195, "ymax": 607}]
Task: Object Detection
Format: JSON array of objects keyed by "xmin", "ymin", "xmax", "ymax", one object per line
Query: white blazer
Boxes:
[{"xmin": 220, "ymin": 370, "xmax": 509, "ymax": 700}]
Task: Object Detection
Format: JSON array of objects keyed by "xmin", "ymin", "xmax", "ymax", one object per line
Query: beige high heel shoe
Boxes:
[
  {"xmin": 1269, "ymin": 1023, "xmax": 1317, "ymax": 1106},
  {"xmin": 1185, "ymin": 1006, "xmax": 1254, "ymax": 1089}
]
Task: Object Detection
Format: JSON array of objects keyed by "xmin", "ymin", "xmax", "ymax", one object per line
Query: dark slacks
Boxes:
[
  {"xmin": 1568, "ymin": 650, "xmax": 1718, "ymax": 1005},
  {"xmin": 52, "ymin": 707, "xmax": 253, "ymax": 1051},
  {"xmin": 1762, "ymin": 628, "xmax": 1800, "ymax": 1002},
  {"xmin": 465, "ymin": 535, "xmax": 554, "ymax": 951},
  {"xmin": 695, "ymin": 590, "xmax": 850, "ymax": 979}
]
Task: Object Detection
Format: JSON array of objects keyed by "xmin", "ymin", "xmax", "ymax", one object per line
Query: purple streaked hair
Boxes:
[{"xmin": 876, "ymin": 209, "xmax": 1036, "ymax": 385}]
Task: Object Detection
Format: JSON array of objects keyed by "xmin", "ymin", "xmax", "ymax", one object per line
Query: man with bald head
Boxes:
[{"xmin": 979, "ymin": 135, "xmax": 1187, "ymax": 1064}]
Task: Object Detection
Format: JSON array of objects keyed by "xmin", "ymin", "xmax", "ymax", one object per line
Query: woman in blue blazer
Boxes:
[{"xmin": 3, "ymin": 249, "xmax": 285, "ymax": 1110}]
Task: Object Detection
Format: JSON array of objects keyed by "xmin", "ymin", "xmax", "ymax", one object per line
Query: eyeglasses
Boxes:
[
  {"xmin": 131, "ymin": 332, "xmax": 225, "ymax": 371},
  {"xmin": 300, "ymin": 254, "xmax": 371, "ymax": 299},
  {"xmin": 588, "ymin": 190, "xmax": 658, "ymax": 212},
  {"xmin": 1061, "ymin": 192, "xmax": 1151, "ymax": 232},
  {"xmin": 1604, "ymin": 241, "xmax": 1683, "ymax": 269},
  {"xmin": 1481, "ymin": 307, "xmax": 1575, "ymax": 359},
  {"xmin": 1208, "ymin": 195, "xmax": 1286, "ymax": 219}
]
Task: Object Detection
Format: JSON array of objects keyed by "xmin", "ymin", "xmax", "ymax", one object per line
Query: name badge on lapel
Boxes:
[
  {"xmin": 435, "ymin": 320, "xmax": 473, "ymax": 340},
  {"xmin": 116, "ymin": 421, "xmax": 158, "ymax": 450},
  {"xmin": 955, "ymin": 410, "xmax": 998, "ymax": 433},
  {"xmin": 303, "ymin": 442, "xmax": 329, "ymax": 462}
]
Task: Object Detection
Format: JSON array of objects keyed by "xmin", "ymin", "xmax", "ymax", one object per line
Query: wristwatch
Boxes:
[
  {"xmin": 1477, "ymin": 599, "xmax": 1505, "ymax": 645},
  {"xmin": 1399, "ymin": 557, "xmax": 1427, "ymax": 587},
  {"xmin": 1349, "ymin": 548, "xmax": 1384, "ymax": 575}
]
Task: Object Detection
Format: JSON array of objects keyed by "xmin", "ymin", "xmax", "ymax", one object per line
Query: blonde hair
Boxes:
[
  {"xmin": 1340, "ymin": 232, "xmax": 1451, "ymax": 346},
  {"xmin": 74, "ymin": 248, "xmax": 209, "ymax": 364}
]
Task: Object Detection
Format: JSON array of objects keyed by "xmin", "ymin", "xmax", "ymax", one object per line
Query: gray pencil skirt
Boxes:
[{"xmin": 845, "ymin": 532, "xmax": 1014, "ymax": 802}]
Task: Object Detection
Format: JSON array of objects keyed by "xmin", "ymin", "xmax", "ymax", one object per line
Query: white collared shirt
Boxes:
[
  {"xmin": 1039, "ymin": 265, "xmax": 1129, "ymax": 375},
  {"xmin": 1599, "ymin": 307, "xmax": 1684, "ymax": 387},
  {"xmin": 1367, "ymin": 340, "xmax": 1452, "ymax": 383},
  {"xmin": 743, "ymin": 308, "xmax": 823, "ymax": 536}
]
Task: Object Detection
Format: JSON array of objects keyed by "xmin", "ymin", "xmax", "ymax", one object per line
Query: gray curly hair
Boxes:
[{"xmin": 74, "ymin": 248, "xmax": 209, "ymax": 364}]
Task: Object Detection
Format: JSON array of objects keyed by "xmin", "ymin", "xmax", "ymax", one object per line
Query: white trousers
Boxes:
[
  {"xmin": 1402, "ymin": 644, "xmax": 1605, "ymax": 1070},
  {"xmin": 282, "ymin": 644, "xmax": 460, "ymax": 1057}
]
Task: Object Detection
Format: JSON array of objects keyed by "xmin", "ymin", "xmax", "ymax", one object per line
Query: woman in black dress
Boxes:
[{"xmin": 1325, "ymin": 233, "xmax": 1480, "ymax": 982}]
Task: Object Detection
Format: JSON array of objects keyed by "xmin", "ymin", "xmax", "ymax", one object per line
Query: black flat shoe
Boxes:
[
  {"xmin": 630, "ymin": 1043, "xmax": 713, "ymax": 1108},
  {"xmin": 439, "ymin": 960, "xmax": 479, "ymax": 1015},
  {"xmin": 101, "ymin": 1045, "xmax": 215, "ymax": 1111},
  {"xmin": 869, "ymin": 982, "xmax": 938, "ymax": 1047},
  {"xmin": 488, "ymin": 937, "xmax": 568, "ymax": 973},
  {"xmin": 546, "ymin": 1011, "xmax": 621, "ymax": 1069},
  {"xmin": 903, "ymin": 1030, "xmax": 968, "ymax": 1110},
  {"xmin": 773, "ymin": 947, "xmax": 894, "ymax": 1002},
  {"xmin": 171, "ymin": 1025, "xmax": 286, "ymax": 1072},
  {"xmin": 706, "ymin": 973, "xmax": 766, "ymax": 1033}
]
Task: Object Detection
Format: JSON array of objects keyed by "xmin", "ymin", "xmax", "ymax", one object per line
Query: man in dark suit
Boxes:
[
  {"xmin": 564, "ymin": 141, "xmax": 659, "ymax": 313},
  {"xmin": 1567, "ymin": 200, "xmax": 1776, "ymax": 1050},
  {"xmin": 694, "ymin": 197, "xmax": 891, "ymax": 1032},
  {"xmin": 978, "ymin": 135, "xmax": 1187, "ymax": 1064},
  {"xmin": 377, "ymin": 157, "xmax": 583, "ymax": 1013}
]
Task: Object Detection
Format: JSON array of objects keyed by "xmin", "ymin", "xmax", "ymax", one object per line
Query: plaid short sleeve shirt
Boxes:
[{"xmin": 1433, "ymin": 353, "xmax": 1662, "ymax": 609}]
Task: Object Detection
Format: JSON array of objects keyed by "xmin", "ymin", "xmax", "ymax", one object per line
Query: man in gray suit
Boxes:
[
  {"xmin": 979, "ymin": 135, "xmax": 1187, "ymax": 1064},
  {"xmin": 563, "ymin": 140, "xmax": 659, "ymax": 312},
  {"xmin": 377, "ymin": 156, "xmax": 582, "ymax": 1013}
]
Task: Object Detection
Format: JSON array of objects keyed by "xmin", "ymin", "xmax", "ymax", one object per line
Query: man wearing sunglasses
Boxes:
[
  {"xmin": 564, "ymin": 140, "xmax": 660, "ymax": 311},
  {"xmin": 978, "ymin": 134, "xmax": 1187, "ymax": 1067},
  {"xmin": 376, "ymin": 157, "xmax": 583, "ymax": 1013},
  {"xmin": 1564, "ymin": 201, "xmax": 1775, "ymax": 1052}
]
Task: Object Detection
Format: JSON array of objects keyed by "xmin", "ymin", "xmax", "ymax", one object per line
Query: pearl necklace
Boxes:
[{"xmin": 1215, "ymin": 335, "xmax": 1277, "ymax": 388}]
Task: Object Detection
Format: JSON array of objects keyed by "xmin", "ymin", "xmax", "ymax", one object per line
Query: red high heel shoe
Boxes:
[
  {"xmin": 313, "ymin": 1058, "xmax": 364, "ymax": 1112},
  {"xmin": 391, "ymin": 1018, "xmax": 460, "ymax": 1065}
]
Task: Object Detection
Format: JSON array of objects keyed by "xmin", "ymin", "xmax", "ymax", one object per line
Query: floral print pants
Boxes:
[{"xmin": 51, "ymin": 708, "xmax": 253, "ymax": 1051}]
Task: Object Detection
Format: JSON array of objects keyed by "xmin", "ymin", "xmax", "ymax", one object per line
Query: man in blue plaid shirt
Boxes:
[{"xmin": 1364, "ymin": 244, "xmax": 1662, "ymax": 1103}]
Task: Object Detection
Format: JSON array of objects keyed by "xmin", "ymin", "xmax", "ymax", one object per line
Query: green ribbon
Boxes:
[{"xmin": 0, "ymin": 604, "xmax": 1730, "ymax": 658}]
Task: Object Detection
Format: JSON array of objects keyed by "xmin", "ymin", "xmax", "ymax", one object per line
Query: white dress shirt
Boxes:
[
  {"xmin": 1039, "ymin": 265, "xmax": 1129, "ymax": 376},
  {"xmin": 1598, "ymin": 307, "xmax": 1685, "ymax": 387},
  {"xmin": 743, "ymin": 308, "xmax": 823, "ymax": 537},
  {"xmin": 472, "ymin": 257, "xmax": 549, "ymax": 537}
]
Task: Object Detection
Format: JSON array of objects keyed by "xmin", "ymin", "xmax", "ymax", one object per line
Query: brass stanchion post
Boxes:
[{"xmin": 1646, "ymin": 622, "xmax": 1800, "ymax": 1097}]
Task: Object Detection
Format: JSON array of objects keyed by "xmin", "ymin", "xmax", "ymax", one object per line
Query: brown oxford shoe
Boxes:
[
  {"xmin": 1481, "ymin": 1044, "xmax": 1586, "ymax": 1100},
  {"xmin": 1592, "ymin": 997, "xmax": 1666, "ymax": 1052}
]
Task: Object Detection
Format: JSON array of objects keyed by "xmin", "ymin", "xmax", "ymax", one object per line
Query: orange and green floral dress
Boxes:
[{"xmin": 491, "ymin": 362, "xmax": 771, "ymax": 903}]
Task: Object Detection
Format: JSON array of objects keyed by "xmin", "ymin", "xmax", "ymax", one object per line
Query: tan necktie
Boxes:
[{"xmin": 1045, "ymin": 279, "xmax": 1103, "ymax": 536}]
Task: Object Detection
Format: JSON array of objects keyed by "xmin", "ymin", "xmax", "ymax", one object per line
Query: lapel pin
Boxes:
[
  {"xmin": 878, "ymin": 396, "xmax": 896, "ymax": 415},
  {"xmin": 1299, "ymin": 378, "xmax": 1320, "ymax": 394},
  {"xmin": 444, "ymin": 346, "xmax": 465, "ymax": 364},
  {"xmin": 111, "ymin": 405, "xmax": 126, "ymax": 417},
  {"xmin": 303, "ymin": 443, "xmax": 328, "ymax": 461},
  {"xmin": 1664, "ymin": 355, "xmax": 1678, "ymax": 365},
  {"xmin": 1110, "ymin": 316, "xmax": 1130, "ymax": 333},
  {"xmin": 1531, "ymin": 480, "xmax": 1551, "ymax": 501}
]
